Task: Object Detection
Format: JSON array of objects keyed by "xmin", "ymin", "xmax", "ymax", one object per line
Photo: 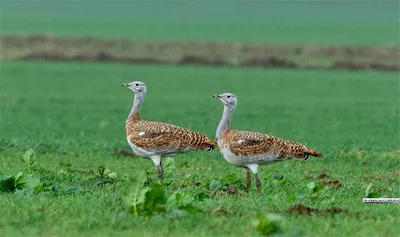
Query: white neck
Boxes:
[
  {"xmin": 126, "ymin": 93, "xmax": 144, "ymax": 125},
  {"xmin": 216, "ymin": 105, "xmax": 234, "ymax": 140}
]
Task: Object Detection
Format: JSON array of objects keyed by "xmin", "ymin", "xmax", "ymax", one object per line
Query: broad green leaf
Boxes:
[
  {"xmin": 107, "ymin": 172, "xmax": 117, "ymax": 179},
  {"xmin": 20, "ymin": 174, "xmax": 41, "ymax": 191},
  {"xmin": 367, "ymin": 192, "xmax": 381, "ymax": 198},
  {"xmin": 170, "ymin": 190, "xmax": 195, "ymax": 206},
  {"xmin": 364, "ymin": 183, "xmax": 381, "ymax": 198},
  {"xmin": 22, "ymin": 149, "xmax": 36, "ymax": 166},
  {"xmin": 0, "ymin": 176, "xmax": 16, "ymax": 192},
  {"xmin": 104, "ymin": 168, "xmax": 117, "ymax": 179},
  {"xmin": 122, "ymin": 170, "xmax": 150, "ymax": 216},
  {"xmin": 14, "ymin": 173, "xmax": 42, "ymax": 192},
  {"xmin": 142, "ymin": 184, "xmax": 167, "ymax": 216},
  {"xmin": 307, "ymin": 182, "xmax": 328, "ymax": 199},
  {"xmin": 307, "ymin": 182, "xmax": 316, "ymax": 190},
  {"xmin": 365, "ymin": 183, "xmax": 373, "ymax": 197},
  {"xmin": 252, "ymin": 214, "xmax": 282, "ymax": 236}
]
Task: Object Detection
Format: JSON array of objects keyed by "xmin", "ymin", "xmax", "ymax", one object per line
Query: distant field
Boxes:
[
  {"xmin": 2, "ymin": 35, "xmax": 399, "ymax": 72},
  {"xmin": 1, "ymin": 61, "xmax": 399, "ymax": 236},
  {"xmin": 1, "ymin": 1, "xmax": 399, "ymax": 45}
]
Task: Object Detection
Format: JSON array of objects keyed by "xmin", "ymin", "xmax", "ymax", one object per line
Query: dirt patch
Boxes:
[
  {"xmin": 1, "ymin": 35, "xmax": 399, "ymax": 72},
  {"xmin": 316, "ymin": 172, "xmax": 342, "ymax": 188},
  {"xmin": 288, "ymin": 204, "xmax": 349, "ymax": 216},
  {"xmin": 207, "ymin": 207, "xmax": 243, "ymax": 217},
  {"xmin": 243, "ymin": 56, "xmax": 297, "ymax": 68},
  {"xmin": 19, "ymin": 52, "xmax": 165, "ymax": 65},
  {"xmin": 332, "ymin": 61, "xmax": 400, "ymax": 72},
  {"xmin": 373, "ymin": 174, "xmax": 387, "ymax": 180},
  {"xmin": 178, "ymin": 55, "xmax": 227, "ymax": 66},
  {"xmin": 59, "ymin": 162, "xmax": 95, "ymax": 175},
  {"xmin": 220, "ymin": 187, "xmax": 239, "ymax": 196},
  {"xmin": 317, "ymin": 173, "xmax": 331, "ymax": 179},
  {"xmin": 320, "ymin": 180, "xmax": 343, "ymax": 189}
]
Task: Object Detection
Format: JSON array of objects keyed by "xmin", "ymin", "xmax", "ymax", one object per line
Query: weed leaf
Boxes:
[
  {"xmin": 252, "ymin": 213, "xmax": 283, "ymax": 236},
  {"xmin": 0, "ymin": 176, "xmax": 16, "ymax": 192},
  {"xmin": 365, "ymin": 183, "xmax": 381, "ymax": 198},
  {"xmin": 0, "ymin": 172, "xmax": 42, "ymax": 193},
  {"xmin": 142, "ymin": 184, "xmax": 167, "ymax": 216},
  {"xmin": 123, "ymin": 171, "xmax": 150, "ymax": 216},
  {"xmin": 307, "ymin": 182, "xmax": 328, "ymax": 199},
  {"xmin": 22, "ymin": 149, "xmax": 36, "ymax": 166}
]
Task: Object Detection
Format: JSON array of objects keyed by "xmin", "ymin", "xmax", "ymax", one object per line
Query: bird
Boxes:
[
  {"xmin": 122, "ymin": 81, "xmax": 217, "ymax": 182},
  {"xmin": 213, "ymin": 93, "xmax": 324, "ymax": 193}
]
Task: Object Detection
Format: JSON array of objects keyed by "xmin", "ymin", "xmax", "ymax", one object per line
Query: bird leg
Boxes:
[
  {"xmin": 245, "ymin": 164, "xmax": 260, "ymax": 193},
  {"xmin": 244, "ymin": 167, "xmax": 251, "ymax": 192},
  {"xmin": 150, "ymin": 156, "xmax": 163, "ymax": 183},
  {"xmin": 157, "ymin": 163, "xmax": 163, "ymax": 182},
  {"xmin": 254, "ymin": 173, "xmax": 261, "ymax": 193}
]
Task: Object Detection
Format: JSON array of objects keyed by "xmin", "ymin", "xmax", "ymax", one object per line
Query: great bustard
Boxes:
[
  {"xmin": 122, "ymin": 81, "xmax": 217, "ymax": 182},
  {"xmin": 213, "ymin": 93, "xmax": 324, "ymax": 193}
]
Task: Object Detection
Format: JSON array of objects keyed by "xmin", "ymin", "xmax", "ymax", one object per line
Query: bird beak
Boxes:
[
  {"xmin": 122, "ymin": 83, "xmax": 129, "ymax": 88},
  {"xmin": 212, "ymin": 94, "xmax": 221, "ymax": 99}
]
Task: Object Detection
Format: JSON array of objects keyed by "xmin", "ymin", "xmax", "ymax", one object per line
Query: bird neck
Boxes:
[
  {"xmin": 126, "ymin": 93, "xmax": 144, "ymax": 125},
  {"xmin": 216, "ymin": 105, "xmax": 234, "ymax": 140}
]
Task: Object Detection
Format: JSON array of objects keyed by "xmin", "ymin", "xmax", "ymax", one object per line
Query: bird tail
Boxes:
[
  {"xmin": 200, "ymin": 139, "xmax": 218, "ymax": 151},
  {"xmin": 304, "ymin": 149, "xmax": 325, "ymax": 158}
]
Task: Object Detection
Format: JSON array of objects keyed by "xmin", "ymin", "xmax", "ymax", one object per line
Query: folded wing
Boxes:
[
  {"xmin": 225, "ymin": 130, "xmax": 319, "ymax": 159},
  {"xmin": 127, "ymin": 120, "xmax": 216, "ymax": 152}
]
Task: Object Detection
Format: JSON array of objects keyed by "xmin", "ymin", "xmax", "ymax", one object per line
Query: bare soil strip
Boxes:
[
  {"xmin": 1, "ymin": 35, "xmax": 399, "ymax": 72},
  {"xmin": 287, "ymin": 204, "xmax": 352, "ymax": 216}
]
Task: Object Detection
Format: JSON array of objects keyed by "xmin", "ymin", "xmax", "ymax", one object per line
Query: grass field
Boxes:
[
  {"xmin": 1, "ymin": 61, "xmax": 399, "ymax": 236},
  {"xmin": 1, "ymin": 1, "xmax": 399, "ymax": 236},
  {"xmin": 1, "ymin": 1, "xmax": 399, "ymax": 45}
]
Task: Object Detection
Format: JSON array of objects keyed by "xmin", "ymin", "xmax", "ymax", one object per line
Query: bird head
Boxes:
[
  {"xmin": 122, "ymin": 81, "xmax": 147, "ymax": 95},
  {"xmin": 213, "ymin": 93, "xmax": 238, "ymax": 109}
]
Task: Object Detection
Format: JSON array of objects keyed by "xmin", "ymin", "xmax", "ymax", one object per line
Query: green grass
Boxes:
[
  {"xmin": 1, "ymin": 1, "xmax": 399, "ymax": 45},
  {"xmin": 1, "ymin": 61, "xmax": 399, "ymax": 236}
]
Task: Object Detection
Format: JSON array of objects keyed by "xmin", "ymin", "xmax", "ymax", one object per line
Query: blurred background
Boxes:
[{"xmin": 1, "ymin": 1, "xmax": 399, "ymax": 70}]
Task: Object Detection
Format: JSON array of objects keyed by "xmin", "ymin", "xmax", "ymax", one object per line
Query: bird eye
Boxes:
[
  {"xmin": 135, "ymin": 83, "xmax": 139, "ymax": 86},
  {"xmin": 227, "ymin": 95, "xmax": 231, "ymax": 98}
]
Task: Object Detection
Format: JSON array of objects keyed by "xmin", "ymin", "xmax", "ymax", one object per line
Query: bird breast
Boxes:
[{"xmin": 126, "ymin": 137, "xmax": 155, "ymax": 157}]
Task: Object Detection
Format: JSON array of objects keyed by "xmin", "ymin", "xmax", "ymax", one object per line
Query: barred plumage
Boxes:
[
  {"xmin": 122, "ymin": 81, "xmax": 216, "ymax": 182},
  {"xmin": 126, "ymin": 120, "xmax": 217, "ymax": 153},
  {"xmin": 219, "ymin": 130, "xmax": 323, "ymax": 160},
  {"xmin": 213, "ymin": 93, "xmax": 324, "ymax": 193}
]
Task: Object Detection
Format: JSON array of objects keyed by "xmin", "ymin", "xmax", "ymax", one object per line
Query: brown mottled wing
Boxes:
[
  {"xmin": 127, "ymin": 120, "xmax": 215, "ymax": 151},
  {"xmin": 225, "ymin": 130, "xmax": 309, "ymax": 159}
]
